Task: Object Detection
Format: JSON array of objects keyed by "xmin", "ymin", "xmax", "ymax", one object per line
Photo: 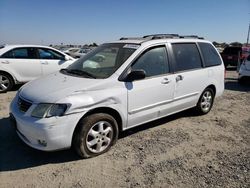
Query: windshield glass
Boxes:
[{"xmin": 62, "ymin": 43, "xmax": 138, "ymax": 79}]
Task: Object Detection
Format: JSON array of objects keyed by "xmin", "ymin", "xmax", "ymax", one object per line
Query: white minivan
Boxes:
[{"xmin": 10, "ymin": 34, "xmax": 224, "ymax": 158}]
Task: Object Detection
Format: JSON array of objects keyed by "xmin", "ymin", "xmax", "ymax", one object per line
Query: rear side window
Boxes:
[
  {"xmin": 199, "ymin": 43, "xmax": 222, "ymax": 67},
  {"xmin": 1, "ymin": 48, "xmax": 37, "ymax": 59},
  {"xmin": 172, "ymin": 43, "xmax": 202, "ymax": 72}
]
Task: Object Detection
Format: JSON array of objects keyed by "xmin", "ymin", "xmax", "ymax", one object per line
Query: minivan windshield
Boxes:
[{"xmin": 61, "ymin": 43, "xmax": 138, "ymax": 79}]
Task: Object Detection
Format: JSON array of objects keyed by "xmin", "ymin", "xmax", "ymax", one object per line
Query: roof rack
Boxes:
[
  {"xmin": 119, "ymin": 37, "xmax": 144, "ymax": 40},
  {"xmin": 119, "ymin": 34, "xmax": 204, "ymax": 41},
  {"xmin": 143, "ymin": 34, "xmax": 179, "ymax": 39},
  {"xmin": 179, "ymin": 35, "xmax": 204, "ymax": 39}
]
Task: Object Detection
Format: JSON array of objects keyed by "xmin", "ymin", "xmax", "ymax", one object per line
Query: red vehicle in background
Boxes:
[
  {"xmin": 242, "ymin": 46, "xmax": 250, "ymax": 60},
  {"xmin": 220, "ymin": 46, "xmax": 250, "ymax": 68},
  {"xmin": 220, "ymin": 46, "xmax": 242, "ymax": 68}
]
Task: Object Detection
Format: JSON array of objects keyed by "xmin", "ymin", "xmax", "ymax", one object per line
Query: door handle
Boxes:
[
  {"xmin": 176, "ymin": 75, "xmax": 184, "ymax": 82},
  {"xmin": 161, "ymin": 78, "xmax": 170, "ymax": 84},
  {"xmin": 1, "ymin": 61, "xmax": 9, "ymax": 64},
  {"xmin": 41, "ymin": 61, "xmax": 49, "ymax": 65}
]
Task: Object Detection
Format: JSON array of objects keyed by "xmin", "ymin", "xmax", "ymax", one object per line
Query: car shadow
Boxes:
[
  {"xmin": 11, "ymin": 84, "xmax": 23, "ymax": 91},
  {"xmin": 225, "ymin": 79, "xmax": 250, "ymax": 92},
  {"xmin": 0, "ymin": 117, "xmax": 80, "ymax": 172},
  {"xmin": 0, "ymin": 108, "xmax": 197, "ymax": 172},
  {"xmin": 119, "ymin": 108, "xmax": 198, "ymax": 139}
]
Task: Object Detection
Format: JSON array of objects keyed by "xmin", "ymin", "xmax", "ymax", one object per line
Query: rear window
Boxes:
[{"xmin": 199, "ymin": 43, "xmax": 222, "ymax": 67}]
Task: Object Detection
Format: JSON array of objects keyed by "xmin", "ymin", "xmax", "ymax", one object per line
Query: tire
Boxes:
[
  {"xmin": 238, "ymin": 77, "xmax": 247, "ymax": 85},
  {"xmin": 0, "ymin": 72, "xmax": 14, "ymax": 93},
  {"xmin": 195, "ymin": 88, "xmax": 214, "ymax": 115},
  {"xmin": 73, "ymin": 113, "xmax": 119, "ymax": 158},
  {"xmin": 238, "ymin": 78, "xmax": 244, "ymax": 84}
]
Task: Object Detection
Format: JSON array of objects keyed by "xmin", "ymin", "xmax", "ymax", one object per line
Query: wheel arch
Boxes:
[
  {"xmin": 72, "ymin": 107, "xmax": 123, "ymax": 144},
  {"xmin": 205, "ymin": 84, "xmax": 216, "ymax": 96},
  {"xmin": 0, "ymin": 70, "xmax": 17, "ymax": 84}
]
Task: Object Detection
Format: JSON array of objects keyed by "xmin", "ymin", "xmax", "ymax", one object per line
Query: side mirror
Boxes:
[{"xmin": 122, "ymin": 69, "xmax": 146, "ymax": 82}]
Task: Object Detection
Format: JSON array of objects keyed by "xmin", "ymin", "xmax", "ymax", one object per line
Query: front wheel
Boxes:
[
  {"xmin": 0, "ymin": 72, "xmax": 14, "ymax": 93},
  {"xmin": 73, "ymin": 113, "xmax": 118, "ymax": 158},
  {"xmin": 195, "ymin": 88, "xmax": 214, "ymax": 115}
]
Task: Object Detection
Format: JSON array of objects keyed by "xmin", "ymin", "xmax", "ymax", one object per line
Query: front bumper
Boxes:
[{"xmin": 10, "ymin": 95, "xmax": 84, "ymax": 151}]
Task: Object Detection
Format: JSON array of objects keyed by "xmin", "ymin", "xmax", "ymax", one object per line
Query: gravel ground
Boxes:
[{"xmin": 0, "ymin": 70, "xmax": 249, "ymax": 188}]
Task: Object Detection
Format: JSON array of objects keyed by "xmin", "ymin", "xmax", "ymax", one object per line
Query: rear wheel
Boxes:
[
  {"xmin": 0, "ymin": 72, "xmax": 14, "ymax": 93},
  {"xmin": 73, "ymin": 113, "xmax": 118, "ymax": 158},
  {"xmin": 195, "ymin": 88, "xmax": 214, "ymax": 115}
]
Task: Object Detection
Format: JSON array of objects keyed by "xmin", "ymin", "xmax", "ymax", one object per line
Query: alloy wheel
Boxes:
[
  {"xmin": 86, "ymin": 121, "xmax": 113, "ymax": 153},
  {"xmin": 200, "ymin": 90, "xmax": 212, "ymax": 112},
  {"xmin": 0, "ymin": 75, "xmax": 10, "ymax": 92}
]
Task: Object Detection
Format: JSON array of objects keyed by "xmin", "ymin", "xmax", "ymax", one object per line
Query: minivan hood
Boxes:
[{"xmin": 19, "ymin": 71, "xmax": 111, "ymax": 103}]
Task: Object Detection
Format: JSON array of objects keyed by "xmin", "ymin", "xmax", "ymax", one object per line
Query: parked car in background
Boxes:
[
  {"xmin": 242, "ymin": 46, "xmax": 250, "ymax": 60},
  {"xmin": 220, "ymin": 46, "xmax": 242, "ymax": 68},
  {"xmin": 71, "ymin": 48, "xmax": 92, "ymax": 58},
  {"xmin": 0, "ymin": 44, "xmax": 75, "ymax": 93},
  {"xmin": 216, "ymin": 47, "xmax": 224, "ymax": 53},
  {"xmin": 10, "ymin": 34, "xmax": 224, "ymax": 158},
  {"xmin": 238, "ymin": 55, "xmax": 250, "ymax": 84},
  {"xmin": 63, "ymin": 48, "xmax": 80, "ymax": 56}
]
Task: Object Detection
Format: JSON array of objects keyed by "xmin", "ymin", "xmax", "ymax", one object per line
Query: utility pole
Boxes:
[{"xmin": 247, "ymin": 23, "xmax": 250, "ymax": 46}]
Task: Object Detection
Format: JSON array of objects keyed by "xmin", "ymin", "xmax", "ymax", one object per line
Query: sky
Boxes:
[{"xmin": 0, "ymin": 0, "xmax": 250, "ymax": 45}]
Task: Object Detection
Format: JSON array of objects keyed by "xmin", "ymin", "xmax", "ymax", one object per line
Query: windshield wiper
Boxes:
[{"xmin": 62, "ymin": 69, "xmax": 96, "ymax": 79}]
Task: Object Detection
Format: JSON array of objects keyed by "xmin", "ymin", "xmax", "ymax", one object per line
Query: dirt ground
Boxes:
[{"xmin": 0, "ymin": 70, "xmax": 249, "ymax": 188}]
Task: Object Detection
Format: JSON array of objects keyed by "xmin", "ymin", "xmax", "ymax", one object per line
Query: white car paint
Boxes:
[
  {"xmin": 239, "ymin": 55, "xmax": 250, "ymax": 80},
  {"xmin": 10, "ymin": 37, "xmax": 225, "ymax": 152},
  {"xmin": 0, "ymin": 45, "xmax": 75, "ymax": 83},
  {"xmin": 63, "ymin": 48, "xmax": 80, "ymax": 57}
]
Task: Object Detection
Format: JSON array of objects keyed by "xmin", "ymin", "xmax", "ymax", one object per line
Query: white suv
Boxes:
[
  {"xmin": 10, "ymin": 34, "xmax": 224, "ymax": 158},
  {"xmin": 0, "ymin": 45, "xmax": 75, "ymax": 93}
]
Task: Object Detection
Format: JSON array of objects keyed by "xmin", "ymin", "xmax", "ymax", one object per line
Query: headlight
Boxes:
[{"xmin": 31, "ymin": 103, "xmax": 68, "ymax": 118}]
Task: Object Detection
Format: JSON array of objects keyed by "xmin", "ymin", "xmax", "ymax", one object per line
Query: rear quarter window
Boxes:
[{"xmin": 198, "ymin": 43, "xmax": 222, "ymax": 67}]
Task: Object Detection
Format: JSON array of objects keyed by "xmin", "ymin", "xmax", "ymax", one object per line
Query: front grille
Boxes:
[{"xmin": 18, "ymin": 97, "xmax": 32, "ymax": 112}]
